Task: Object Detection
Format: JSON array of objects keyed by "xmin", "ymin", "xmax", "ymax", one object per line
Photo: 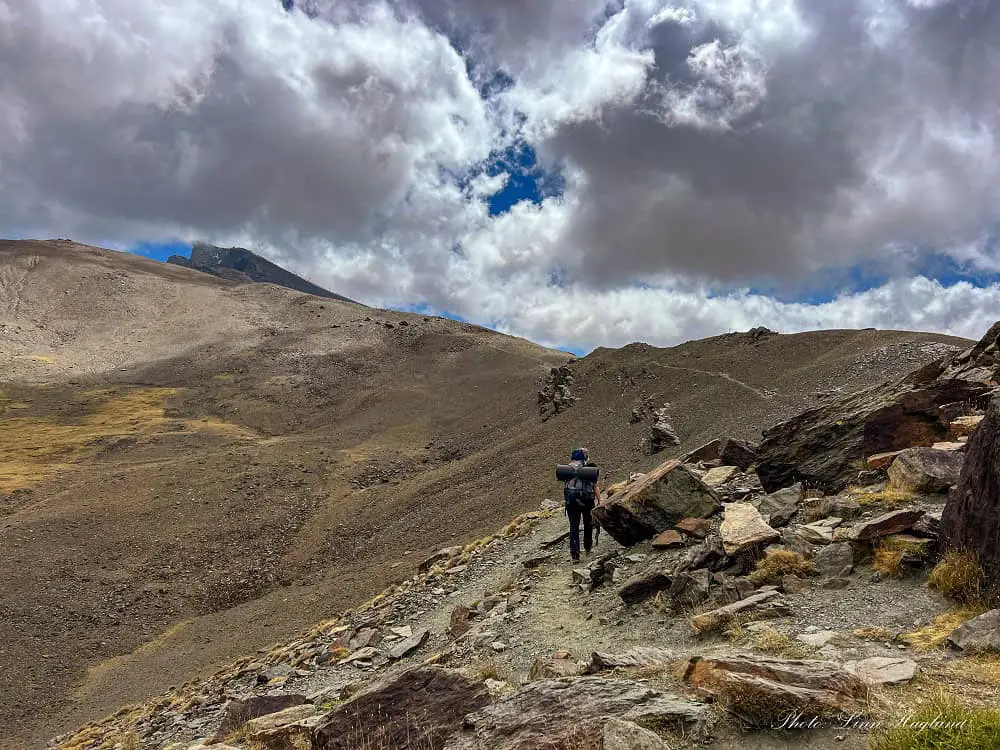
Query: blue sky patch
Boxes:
[{"xmin": 485, "ymin": 143, "xmax": 565, "ymax": 216}]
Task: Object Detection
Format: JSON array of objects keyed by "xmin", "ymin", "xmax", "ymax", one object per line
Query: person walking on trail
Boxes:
[{"xmin": 563, "ymin": 447, "xmax": 601, "ymax": 563}]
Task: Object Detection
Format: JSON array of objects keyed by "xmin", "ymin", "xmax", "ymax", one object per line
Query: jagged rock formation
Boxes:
[
  {"xmin": 169, "ymin": 242, "xmax": 357, "ymax": 302},
  {"xmin": 755, "ymin": 323, "xmax": 998, "ymax": 492},
  {"xmin": 942, "ymin": 395, "xmax": 1000, "ymax": 597},
  {"xmin": 537, "ymin": 363, "xmax": 577, "ymax": 420}
]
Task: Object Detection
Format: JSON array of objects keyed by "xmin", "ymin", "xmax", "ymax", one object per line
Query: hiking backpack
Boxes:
[{"xmin": 563, "ymin": 460, "xmax": 596, "ymax": 509}]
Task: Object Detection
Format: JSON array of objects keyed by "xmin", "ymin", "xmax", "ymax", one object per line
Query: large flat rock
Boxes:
[{"xmin": 593, "ymin": 459, "xmax": 720, "ymax": 547}]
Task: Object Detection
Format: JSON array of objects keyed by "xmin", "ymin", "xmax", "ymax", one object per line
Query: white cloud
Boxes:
[{"xmin": 3, "ymin": 0, "xmax": 1000, "ymax": 353}]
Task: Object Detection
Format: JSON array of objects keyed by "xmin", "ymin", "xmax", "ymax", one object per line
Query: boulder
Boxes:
[
  {"xmin": 720, "ymin": 503, "xmax": 780, "ymax": 554},
  {"xmin": 793, "ymin": 518, "xmax": 841, "ymax": 545},
  {"xmin": 758, "ymin": 483, "xmax": 803, "ymax": 527},
  {"xmin": 618, "ymin": 570, "xmax": 672, "ymax": 604},
  {"xmin": 942, "ymin": 396, "xmax": 1000, "ymax": 596},
  {"xmin": 529, "ymin": 654, "xmax": 585, "ymax": 680},
  {"xmin": 702, "ymin": 465, "xmax": 739, "ymax": 488},
  {"xmin": 812, "ymin": 542, "xmax": 854, "ymax": 578},
  {"xmin": 312, "ymin": 666, "xmax": 490, "ymax": 750},
  {"xmin": 756, "ymin": 364, "xmax": 989, "ymax": 492},
  {"xmin": 673, "ymin": 534, "xmax": 729, "ymax": 573},
  {"xmin": 682, "ymin": 655, "xmax": 869, "ymax": 725},
  {"xmin": 887, "ymin": 447, "xmax": 965, "ymax": 493},
  {"xmin": 719, "ymin": 438, "xmax": 758, "ymax": 470},
  {"xmin": 445, "ymin": 677, "xmax": 709, "ymax": 750},
  {"xmin": 946, "ymin": 609, "xmax": 1000, "ymax": 652},
  {"xmin": 585, "ymin": 647, "xmax": 676, "ymax": 674},
  {"xmin": 651, "ymin": 529, "xmax": 685, "ymax": 549},
  {"xmin": 825, "ymin": 496, "xmax": 862, "ymax": 520},
  {"xmin": 850, "ymin": 509, "xmax": 925, "ymax": 541},
  {"xmin": 668, "ymin": 569, "xmax": 711, "ymax": 606},
  {"xmin": 593, "ymin": 459, "xmax": 721, "ymax": 546},
  {"xmin": 242, "ymin": 705, "xmax": 320, "ymax": 750},
  {"xmin": 682, "ymin": 439, "xmax": 722, "ymax": 464},
  {"xmin": 213, "ymin": 695, "xmax": 309, "ymax": 742},
  {"xmin": 844, "ymin": 657, "xmax": 918, "ymax": 685},
  {"xmin": 675, "ymin": 517, "xmax": 711, "ymax": 538}
]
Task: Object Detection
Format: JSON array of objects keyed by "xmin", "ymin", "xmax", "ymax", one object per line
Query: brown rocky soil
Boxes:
[{"xmin": 0, "ymin": 239, "xmax": 974, "ymax": 748}]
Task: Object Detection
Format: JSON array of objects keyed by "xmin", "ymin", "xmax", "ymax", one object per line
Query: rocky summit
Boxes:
[{"xmin": 4, "ymin": 241, "xmax": 1000, "ymax": 750}]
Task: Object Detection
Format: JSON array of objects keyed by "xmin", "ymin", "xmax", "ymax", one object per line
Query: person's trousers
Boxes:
[{"xmin": 567, "ymin": 502, "xmax": 593, "ymax": 560}]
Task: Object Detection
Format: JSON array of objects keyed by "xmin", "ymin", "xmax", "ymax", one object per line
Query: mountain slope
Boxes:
[
  {"xmin": 0, "ymin": 239, "xmax": 973, "ymax": 748},
  {"xmin": 168, "ymin": 241, "xmax": 358, "ymax": 303}
]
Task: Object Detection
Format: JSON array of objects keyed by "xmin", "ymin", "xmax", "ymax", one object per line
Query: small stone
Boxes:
[
  {"xmin": 491, "ymin": 641, "xmax": 508, "ymax": 653},
  {"xmin": 797, "ymin": 630, "xmax": 838, "ymax": 648},
  {"xmin": 675, "ymin": 517, "xmax": 711, "ymax": 539},
  {"xmin": 720, "ymin": 503, "xmax": 780, "ymax": 554}
]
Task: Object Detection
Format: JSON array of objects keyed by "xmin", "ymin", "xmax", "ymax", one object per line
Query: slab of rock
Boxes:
[
  {"xmin": 243, "ymin": 704, "xmax": 320, "ymax": 748},
  {"xmin": 719, "ymin": 437, "xmax": 758, "ymax": 470},
  {"xmin": 593, "ymin": 459, "xmax": 720, "ymax": 546},
  {"xmin": 887, "ymin": 447, "xmax": 965, "ymax": 493},
  {"xmin": 313, "ymin": 666, "xmax": 490, "ymax": 750},
  {"xmin": 690, "ymin": 589, "xmax": 786, "ymax": 633},
  {"xmin": 812, "ymin": 542, "xmax": 854, "ymax": 577},
  {"xmin": 942, "ymin": 396, "xmax": 1000, "ymax": 597},
  {"xmin": 675, "ymin": 517, "xmax": 711, "ymax": 538},
  {"xmin": 703, "ymin": 465, "xmax": 740, "ymax": 487},
  {"xmin": 782, "ymin": 574, "xmax": 809, "ymax": 594},
  {"xmin": 618, "ymin": 570, "xmax": 672, "ymax": 604},
  {"xmin": 797, "ymin": 630, "xmax": 838, "ymax": 648},
  {"xmin": 651, "ymin": 529, "xmax": 685, "ymax": 549},
  {"xmin": 529, "ymin": 654, "xmax": 584, "ymax": 680},
  {"xmin": 844, "ymin": 657, "xmax": 918, "ymax": 685},
  {"xmin": 668, "ymin": 569, "xmax": 711, "ymax": 606},
  {"xmin": 682, "ymin": 655, "xmax": 869, "ymax": 724},
  {"xmin": 446, "ymin": 677, "xmax": 709, "ymax": 750},
  {"xmin": 720, "ymin": 503, "xmax": 780, "ymax": 554},
  {"xmin": 756, "ymin": 372, "xmax": 988, "ymax": 493},
  {"xmin": 212, "ymin": 694, "xmax": 309, "ymax": 742},
  {"xmin": 867, "ymin": 450, "xmax": 906, "ymax": 470},
  {"xmin": 826, "ymin": 496, "xmax": 862, "ymax": 520},
  {"xmin": 758, "ymin": 483, "xmax": 803, "ymax": 528},
  {"xmin": 950, "ymin": 414, "xmax": 984, "ymax": 437},
  {"xmin": 946, "ymin": 609, "xmax": 1000, "ymax": 652},
  {"xmin": 522, "ymin": 553, "xmax": 553, "ymax": 569},
  {"xmin": 419, "ymin": 546, "xmax": 462, "ymax": 573},
  {"xmin": 850, "ymin": 509, "xmax": 925, "ymax": 541},
  {"xmin": 585, "ymin": 647, "xmax": 676, "ymax": 674},
  {"xmin": 674, "ymin": 534, "xmax": 729, "ymax": 573},
  {"xmin": 449, "ymin": 604, "xmax": 474, "ymax": 639},
  {"xmin": 682, "ymin": 438, "xmax": 722, "ymax": 464},
  {"xmin": 932, "ymin": 441, "xmax": 967, "ymax": 452},
  {"xmin": 794, "ymin": 518, "xmax": 841, "ymax": 545},
  {"xmin": 388, "ymin": 628, "xmax": 429, "ymax": 660}
]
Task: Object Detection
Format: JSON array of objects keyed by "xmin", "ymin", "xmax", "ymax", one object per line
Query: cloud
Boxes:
[{"xmin": 3, "ymin": 0, "xmax": 1000, "ymax": 351}]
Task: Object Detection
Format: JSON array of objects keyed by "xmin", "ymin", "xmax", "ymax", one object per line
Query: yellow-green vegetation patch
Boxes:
[
  {"xmin": 0, "ymin": 387, "xmax": 252, "ymax": 491},
  {"xmin": 902, "ymin": 606, "xmax": 988, "ymax": 651},
  {"xmin": 928, "ymin": 551, "xmax": 985, "ymax": 604},
  {"xmin": 847, "ymin": 486, "xmax": 916, "ymax": 507},
  {"xmin": 874, "ymin": 536, "xmax": 930, "ymax": 577},
  {"xmin": 748, "ymin": 550, "xmax": 816, "ymax": 586},
  {"xmin": 869, "ymin": 691, "xmax": 1000, "ymax": 750}
]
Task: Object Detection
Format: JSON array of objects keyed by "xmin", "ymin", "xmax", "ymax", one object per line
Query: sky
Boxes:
[{"xmin": 3, "ymin": 1, "xmax": 1000, "ymax": 353}]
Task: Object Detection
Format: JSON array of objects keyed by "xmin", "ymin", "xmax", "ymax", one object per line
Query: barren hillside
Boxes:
[{"xmin": 0, "ymin": 240, "xmax": 973, "ymax": 748}]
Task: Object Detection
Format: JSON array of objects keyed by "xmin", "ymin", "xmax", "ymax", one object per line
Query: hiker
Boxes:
[{"xmin": 563, "ymin": 447, "xmax": 601, "ymax": 562}]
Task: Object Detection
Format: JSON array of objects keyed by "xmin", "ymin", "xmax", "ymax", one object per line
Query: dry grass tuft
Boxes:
[
  {"xmin": 937, "ymin": 654, "xmax": 1000, "ymax": 686},
  {"xmin": 727, "ymin": 624, "xmax": 810, "ymax": 658},
  {"xmin": 846, "ymin": 485, "xmax": 915, "ymax": 507},
  {"xmin": 902, "ymin": 606, "xmax": 988, "ymax": 651},
  {"xmin": 869, "ymin": 690, "xmax": 1000, "ymax": 750},
  {"xmin": 854, "ymin": 626, "xmax": 893, "ymax": 642},
  {"xmin": 928, "ymin": 551, "xmax": 985, "ymax": 604},
  {"xmin": 472, "ymin": 658, "xmax": 507, "ymax": 682},
  {"xmin": 748, "ymin": 550, "xmax": 816, "ymax": 586}
]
